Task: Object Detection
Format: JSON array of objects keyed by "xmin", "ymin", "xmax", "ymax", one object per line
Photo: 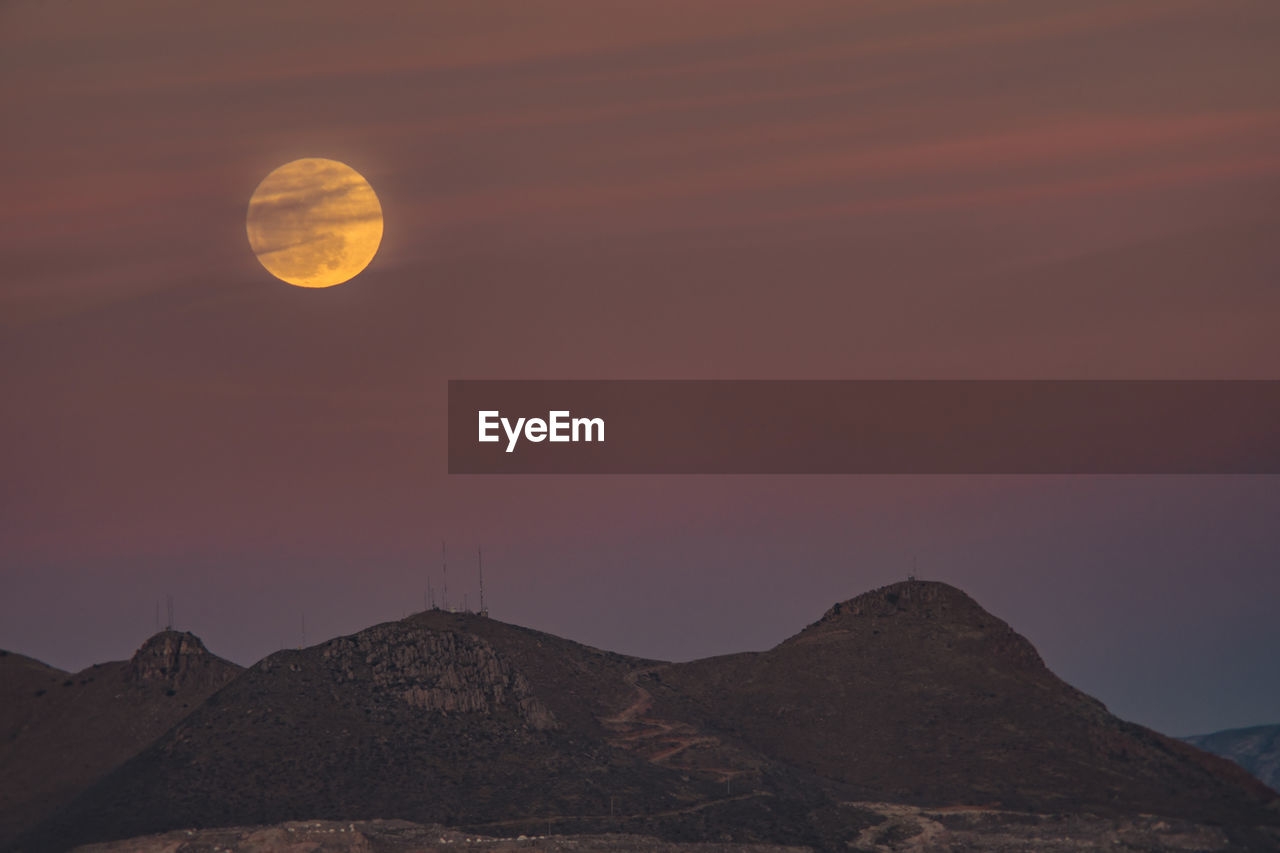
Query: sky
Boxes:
[{"xmin": 2, "ymin": 0, "xmax": 1279, "ymax": 737}]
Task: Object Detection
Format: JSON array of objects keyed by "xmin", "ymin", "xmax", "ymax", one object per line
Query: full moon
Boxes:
[{"xmin": 246, "ymin": 158, "xmax": 383, "ymax": 288}]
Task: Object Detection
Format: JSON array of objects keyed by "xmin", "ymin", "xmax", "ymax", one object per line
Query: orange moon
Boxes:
[{"xmin": 246, "ymin": 158, "xmax": 383, "ymax": 288}]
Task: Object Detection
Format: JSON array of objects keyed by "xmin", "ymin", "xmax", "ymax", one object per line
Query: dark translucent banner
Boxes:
[{"xmin": 448, "ymin": 380, "xmax": 1280, "ymax": 474}]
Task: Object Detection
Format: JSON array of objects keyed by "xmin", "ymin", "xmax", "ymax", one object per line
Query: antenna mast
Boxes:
[
  {"xmin": 165, "ymin": 595, "xmax": 174, "ymax": 631},
  {"xmin": 441, "ymin": 540, "xmax": 449, "ymax": 611},
  {"xmin": 478, "ymin": 545, "xmax": 486, "ymax": 616}
]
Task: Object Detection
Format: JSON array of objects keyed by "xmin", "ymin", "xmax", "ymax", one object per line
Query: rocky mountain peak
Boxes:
[
  {"xmin": 126, "ymin": 630, "xmax": 222, "ymax": 686},
  {"xmin": 802, "ymin": 580, "xmax": 1046, "ymax": 670},
  {"xmin": 283, "ymin": 621, "xmax": 558, "ymax": 730},
  {"xmin": 819, "ymin": 579, "xmax": 985, "ymax": 621}
]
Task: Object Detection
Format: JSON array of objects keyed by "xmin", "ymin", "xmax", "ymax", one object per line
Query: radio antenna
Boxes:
[{"xmin": 441, "ymin": 540, "xmax": 449, "ymax": 611}]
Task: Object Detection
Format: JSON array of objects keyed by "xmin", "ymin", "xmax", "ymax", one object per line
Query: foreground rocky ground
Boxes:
[
  {"xmin": 70, "ymin": 806, "xmax": 1280, "ymax": 853},
  {"xmin": 71, "ymin": 820, "xmax": 804, "ymax": 853},
  {"xmin": 844, "ymin": 802, "xmax": 1280, "ymax": 851}
]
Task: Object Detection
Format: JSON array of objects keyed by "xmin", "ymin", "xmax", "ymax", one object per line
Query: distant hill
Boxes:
[
  {"xmin": 1185, "ymin": 725, "xmax": 1280, "ymax": 790},
  {"xmin": 9, "ymin": 583, "xmax": 1280, "ymax": 852},
  {"xmin": 0, "ymin": 632, "xmax": 241, "ymax": 847}
]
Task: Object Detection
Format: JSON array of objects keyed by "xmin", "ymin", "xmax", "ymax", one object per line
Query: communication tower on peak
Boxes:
[{"xmin": 441, "ymin": 540, "xmax": 450, "ymax": 611}]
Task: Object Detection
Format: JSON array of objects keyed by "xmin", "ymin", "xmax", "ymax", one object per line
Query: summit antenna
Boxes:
[
  {"xmin": 441, "ymin": 540, "xmax": 449, "ymax": 611},
  {"xmin": 477, "ymin": 545, "xmax": 486, "ymax": 617}
]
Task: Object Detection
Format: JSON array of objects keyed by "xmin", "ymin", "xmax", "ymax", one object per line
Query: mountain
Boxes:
[
  {"xmin": 0, "ymin": 632, "xmax": 241, "ymax": 847},
  {"xmin": 10, "ymin": 583, "xmax": 1280, "ymax": 852},
  {"xmin": 644, "ymin": 582, "xmax": 1277, "ymax": 822},
  {"xmin": 15, "ymin": 613, "xmax": 855, "ymax": 852},
  {"xmin": 1185, "ymin": 725, "xmax": 1280, "ymax": 791}
]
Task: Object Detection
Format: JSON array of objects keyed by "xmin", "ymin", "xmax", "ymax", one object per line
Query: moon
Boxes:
[{"xmin": 246, "ymin": 158, "xmax": 383, "ymax": 288}]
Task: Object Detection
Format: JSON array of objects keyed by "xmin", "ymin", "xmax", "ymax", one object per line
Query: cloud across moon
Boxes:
[{"xmin": 246, "ymin": 158, "xmax": 383, "ymax": 288}]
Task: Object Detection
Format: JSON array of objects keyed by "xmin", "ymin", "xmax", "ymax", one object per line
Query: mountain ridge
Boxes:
[
  {"xmin": 7, "ymin": 581, "xmax": 1279, "ymax": 852},
  {"xmin": 1185, "ymin": 724, "xmax": 1280, "ymax": 791},
  {"xmin": 0, "ymin": 632, "xmax": 241, "ymax": 848}
]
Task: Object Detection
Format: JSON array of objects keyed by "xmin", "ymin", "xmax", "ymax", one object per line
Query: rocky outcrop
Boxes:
[
  {"xmin": 316, "ymin": 623, "xmax": 556, "ymax": 729},
  {"xmin": 126, "ymin": 631, "xmax": 230, "ymax": 689},
  {"xmin": 1, "ymin": 631, "xmax": 241, "ymax": 848}
]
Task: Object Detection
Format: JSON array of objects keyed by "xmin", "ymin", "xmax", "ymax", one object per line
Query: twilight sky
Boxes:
[{"xmin": 2, "ymin": 0, "xmax": 1278, "ymax": 737}]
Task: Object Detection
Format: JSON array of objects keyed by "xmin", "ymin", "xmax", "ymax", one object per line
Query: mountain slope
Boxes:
[
  {"xmin": 644, "ymin": 581, "xmax": 1278, "ymax": 824},
  {"xmin": 1185, "ymin": 725, "xmax": 1280, "ymax": 790},
  {"xmin": 19, "ymin": 612, "xmax": 847, "ymax": 852},
  {"xmin": 12, "ymin": 583, "xmax": 1280, "ymax": 852},
  {"xmin": 0, "ymin": 633, "xmax": 241, "ymax": 846}
]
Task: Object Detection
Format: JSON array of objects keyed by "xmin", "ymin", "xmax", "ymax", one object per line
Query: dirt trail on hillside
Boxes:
[{"xmin": 602, "ymin": 665, "xmax": 752, "ymax": 783}]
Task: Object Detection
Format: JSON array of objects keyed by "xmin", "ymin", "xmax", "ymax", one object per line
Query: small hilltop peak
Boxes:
[
  {"xmin": 819, "ymin": 579, "xmax": 984, "ymax": 622},
  {"xmin": 794, "ymin": 579, "xmax": 1046, "ymax": 670},
  {"xmin": 127, "ymin": 630, "xmax": 236, "ymax": 687}
]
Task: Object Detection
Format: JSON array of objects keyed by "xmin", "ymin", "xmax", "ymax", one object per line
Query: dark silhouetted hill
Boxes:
[
  {"xmin": 645, "ymin": 581, "xmax": 1278, "ymax": 826},
  {"xmin": 0, "ymin": 632, "xmax": 240, "ymax": 846},
  {"xmin": 9, "ymin": 583, "xmax": 1280, "ymax": 852},
  {"xmin": 17, "ymin": 613, "xmax": 853, "ymax": 852}
]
